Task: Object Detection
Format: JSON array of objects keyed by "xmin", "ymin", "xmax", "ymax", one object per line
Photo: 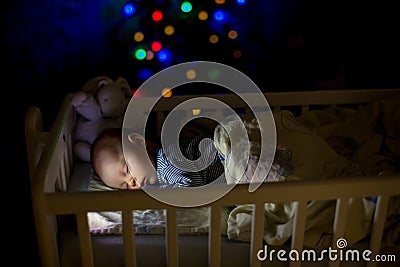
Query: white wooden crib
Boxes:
[{"xmin": 25, "ymin": 89, "xmax": 400, "ymax": 267}]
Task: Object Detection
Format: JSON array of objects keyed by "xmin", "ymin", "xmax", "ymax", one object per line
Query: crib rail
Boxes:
[
  {"xmin": 28, "ymin": 93, "xmax": 76, "ymax": 267},
  {"xmin": 44, "ymin": 176, "xmax": 400, "ymax": 267},
  {"xmin": 27, "ymin": 89, "xmax": 400, "ymax": 267},
  {"xmin": 147, "ymin": 88, "xmax": 400, "ymax": 136},
  {"xmin": 152, "ymin": 89, "xmax": 400, "ymax": 110}
]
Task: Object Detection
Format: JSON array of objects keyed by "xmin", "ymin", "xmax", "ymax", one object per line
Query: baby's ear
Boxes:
[{"xmin": 127, "ymin": 133, "xmax": 145, "ymax": 146}]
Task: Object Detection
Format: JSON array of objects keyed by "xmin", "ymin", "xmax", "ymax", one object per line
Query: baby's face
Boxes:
[
  {"xmin": 97, "ymin": 133, "xmax": 157, "ymax": 190},
  {"xmin": 97, "ymin": 141, "xmax": 140, "ymax": 190}
]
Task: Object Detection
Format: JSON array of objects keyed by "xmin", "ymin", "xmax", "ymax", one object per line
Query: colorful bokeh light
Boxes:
[
  {"xmin": 209, "ymin": 34, "xmax": 219, "ymax": 43},
  {"xmin": 181, "ymin": 1, "xmax": 193, "ymax": 13},
  {"xmin": 233, "ymin": 49, "xmax": 242, "ymax": 58},
  {"xmin": 152, "ymin": 10, "xmax": 163, "ymax": 21},
  {"xmin": 133, "ymin": 31, "xmax": 144, "ymax": 42},
  {"xmin": 164, "ymin": 25, "xmax": 175, "ymax": 35},
  {"xmin": 161, "ymin": 87, "xmax": 173, "ymax": 97},
  {"xmin": 228, "ymin": 30, "xmax": 238, "ymax": 39},
  {"xmin": 213, "ymin": 10, "xmax": 227, "ymax": 21},
  {"xmin": 146, "ymin": 50, "xmax": 154, "ymax": 60},
  {"xmin": 186, "ymin": 69, "xmax": 197, "ymax": 80},
  {"xmin": 192, "ymin": 109, "xmax": 201, "ymax": 116},
  {"xmin": 198, "ymin": 11, "xmax": 208, "ymax": 21},
  {"xmin": 123, "ymin": 3, "xmax": 136, "ymax": 16},
  {"xmin": 157, "ymin": 49, "xmax": 171, "ymax": 63},
  {"xmin": 134, "ymin": 48, "xmax": 146, "ymax": 60},
  {"xmin": 151, "ymin": 41, "xmax": 162, "ymax": 52},
  {"xmin": 138, "ymin": 68, "xmax": 153, "ymax": 81}
]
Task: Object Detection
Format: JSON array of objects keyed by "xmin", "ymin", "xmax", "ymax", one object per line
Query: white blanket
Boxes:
[
  {"xmin": 87, "ymin": 173, "xmax": 229, "ymax": 235},
  {"xmin": 88, "ymin": 206, "xmax": 229, "ymax": 235},
  {"xmin": 223, "ymin": 99, "xmax": 400, "ymax": 249}
]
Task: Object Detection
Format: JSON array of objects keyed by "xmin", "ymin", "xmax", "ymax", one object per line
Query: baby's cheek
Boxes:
[{"xmin": 125, "ymin": 148, "xmax": 147, "ymax": 168}]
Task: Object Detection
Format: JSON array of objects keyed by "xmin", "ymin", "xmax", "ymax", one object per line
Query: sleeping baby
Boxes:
[{"xmin": 90, "ymin": 128, "xmax": 225, "ymax": 190}]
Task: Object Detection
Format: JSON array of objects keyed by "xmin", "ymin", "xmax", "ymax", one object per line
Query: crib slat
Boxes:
[
  {"xmin": 76, "ymin": 212, "xmax": 94, "ymax": 267},
  {"xmin": 122, "ymin": 209, "xmax": 136, "ymax": 267},
  {"xmin": 332, "ymin": 198, "xmax": 350, "ymax": 246},
  {"xmin": 34, "ymin": 210, "xmax": 60, "ymax": 267},
  {"xmin": 67, "ymin": 134, "xmax": 73, "ymax": 174},
  {"xmin": 367, "ymin": 195, "xmax": 390, "ymax": 267},
  {"xmin": 329, "ymin": 198, "xmax": 350, "ymax": 267},
  {"xmin": 166, "ymin": 207, "xmax": 179, "ymax": 267},
  {"xmin": 59, "ymin": 159, "xmax": 67, "ymax": 191},
  {"xmin": 301, "ymin": 105, "xmax": 309, "ymax": 113},
  {"xmin": 250, "ymin": 203, "xmax": 265, "ymax": 267},
  {"xmin": 64, "ymin": 138, "xmax": 72, "ymax": 185},
  {"xmin": 332, "ymin": 198, "xmax": 350, "ymax": 245},
  {"xmin": 64, "ymin": 150, "xmax": 70, "ymax": 185},
  {"xmin": 290, "ymin": 200, "xmax": 307, "ymax": 267},
  {"xmin": 209, "ymin": 206, "xmax": 221, "ymax": 267}
]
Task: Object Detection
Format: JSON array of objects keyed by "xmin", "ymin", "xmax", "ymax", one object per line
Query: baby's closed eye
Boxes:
[{"xmin": 123, "ymin": 162, "xmax": 129, "ymax": 175}]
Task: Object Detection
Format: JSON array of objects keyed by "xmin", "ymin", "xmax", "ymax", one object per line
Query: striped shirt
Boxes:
[{"xmin": 156, "ymin": 134, "xmax": 226, "ymax": 187}]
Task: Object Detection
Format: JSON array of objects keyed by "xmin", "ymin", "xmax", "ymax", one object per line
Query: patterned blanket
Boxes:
[{"xmin": 214, "ymin": 97, "xmax": 400, "ymax": 249}]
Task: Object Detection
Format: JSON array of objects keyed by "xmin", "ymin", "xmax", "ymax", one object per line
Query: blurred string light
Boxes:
[
  {"xmin": 209, "ymin": 34, "xmax": 219, "ymax": 44},
  {"xmin": 186, "ymin": 69, "xmax": 196, "ymax": 80},
  {"xmin": 151, "ymin": 41, "xmax": 162, "ymax": 52},
  {"xmin": 152, "ymin": 10, "xmax": 163, "ymax": 21},
  {"xmin": 213, "ymin": 10, "xmax": 227, "ymax": 21},
  {"xmin": 192, "ymin": 109, "xmax": 201, "ymax": 116},
  {"xmin": 180, "ymin": 1, "xmax": 193, "ymax": 13},
  {"xmin": 146, "ymin": 50, "xmax": 154, "ymax": 60},
  {"xmin": 134, "ymin": 48, "xmax": 146, "ymax": 60},
  {"xmin": 117, "ymin": 0, "xmax": 249, "ymax": 91},
  {"xmin": 198, "ymin": 11, "xmax": 208, "ymax": 20},
  {"xmin": 157, "ymin": 49, "xmax": 172, "ymax": 63},
  {"xmin": 208, "ymin": 69, "xmax": 221, "ymax": 80},
  {"xmin": 233, "ymin": 49, "xmax": 242, "ymax": 58},
  {"xmin": 228, "ymin": 30, "xmax": 238, "ymax": 39},
  {"xmin": 133, "ymin": 31, "xmax": 144, "ymax": 42},
  {"xmin": 138, "ymin": 68, "xmax": 153, "ymax": 81},
  {"xmin": 161, "ymin": 87, "xmax": 172, "ymax": 97},
  {"xmin": 123, "ymin": 3, "xmax": 136, "ymax": 17},
  {"xmin": 164, "ymin": 25, "xmax": 175, "ymax": 35}
]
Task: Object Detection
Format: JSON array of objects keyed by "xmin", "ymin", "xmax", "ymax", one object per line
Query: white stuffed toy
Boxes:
[{"xmin": 72, "ymin": 76, "xmax": 133, "ymax": 162}]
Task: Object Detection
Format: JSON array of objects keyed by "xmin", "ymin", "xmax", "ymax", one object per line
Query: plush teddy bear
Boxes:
[{"xmin": 72, "ymin": 76, "xmax": 133, "ymax": 162}]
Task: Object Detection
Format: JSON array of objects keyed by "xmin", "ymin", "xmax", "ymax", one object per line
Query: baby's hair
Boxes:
[{"xmin": 90, "ymin": 128, "xmax": 123, "ymax": 176}]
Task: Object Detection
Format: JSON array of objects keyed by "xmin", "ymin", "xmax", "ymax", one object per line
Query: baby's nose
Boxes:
[{"xmin": 127, "ymin": 177, "xmax": 140, "ymax": 190}]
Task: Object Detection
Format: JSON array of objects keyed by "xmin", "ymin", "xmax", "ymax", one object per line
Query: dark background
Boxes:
[{"xmin": 4, "ymin": 0, "xmax": 400, "ymax": 265}]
